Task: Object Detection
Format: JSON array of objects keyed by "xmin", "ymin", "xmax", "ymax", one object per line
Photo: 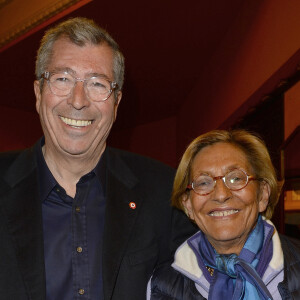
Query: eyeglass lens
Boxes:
[
  {"xmin": 192, "ymin": 169, "xmax": 248, "ymax": 195},
  {"xmin": 47, "ymin": 73, "xmax": 113, "ymax": 101}
]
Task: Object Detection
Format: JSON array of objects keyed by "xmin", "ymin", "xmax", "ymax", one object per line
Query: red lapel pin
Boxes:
[{"xmin": 129, "ymin": 202, "xmax": 136, "ymax": 209}]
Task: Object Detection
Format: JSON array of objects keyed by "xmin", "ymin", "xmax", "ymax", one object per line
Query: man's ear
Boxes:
[
  {"xmin": 258, "ymin": 181, "xmax": 270, "ymax": 213},
  {"xmin": 34, "ymin": 80, "xmax": 42, "ymax": 114},
  {"xmin": 113, "ymin": 91, "xmax": 122, "ymax": 121},
  {"xmin": 181, "ymin": 193, "xmax": 194, "ymax": 220}
]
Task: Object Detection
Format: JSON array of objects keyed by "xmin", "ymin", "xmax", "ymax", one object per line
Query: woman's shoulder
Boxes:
[
  {"xmin": 279, "ymin": 234, "xmax": 300, "ymax": 255},
  {"xmin": 150, "ymin": 263, "xmax": 183, "ymax": 298},
  {"xmin": 151, "ymin": 263, "xmax": 182, "ymax": 286},
  {"xmin": 149, "ymin": 263, "xmax": 204, "ymax": 300},
  {"xmin": 279, "ymin": 234, "xmax": 300, "ymax": 277},
  {"xmin": 278, "ymin": 235, "xmax": 300, "ymax": 298}
]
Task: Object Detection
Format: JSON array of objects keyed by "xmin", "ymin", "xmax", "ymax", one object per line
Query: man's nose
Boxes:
[{"xmin": 67, "ymin": 80, "xmax": 90, "ymax": 109}]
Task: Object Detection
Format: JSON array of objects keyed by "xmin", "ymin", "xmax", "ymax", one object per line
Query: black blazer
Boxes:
[{"xmin": 0, "ymin": 142, "xmax": 195, "ymax": 300}]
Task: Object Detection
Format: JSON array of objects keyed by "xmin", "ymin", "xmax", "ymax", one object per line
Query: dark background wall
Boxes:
[{"xmin": 0, "ymin": 0, "xmax": 299, "ymax": 166}]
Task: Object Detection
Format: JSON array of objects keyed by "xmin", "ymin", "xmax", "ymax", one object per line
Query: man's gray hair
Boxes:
[{"xmin": 35, "ymin": 17, "xmax": 125, "ymax": 94}]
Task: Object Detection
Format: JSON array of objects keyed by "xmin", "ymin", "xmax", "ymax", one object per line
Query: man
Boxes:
[{"xmin": 0, "ymin": 18, "xmax": 195, "ymax": 299}]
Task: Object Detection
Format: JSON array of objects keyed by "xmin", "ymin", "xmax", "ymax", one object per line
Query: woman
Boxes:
[{"xmin": 148, "ymin": 130, "xmax": 300, "ymax": 299}]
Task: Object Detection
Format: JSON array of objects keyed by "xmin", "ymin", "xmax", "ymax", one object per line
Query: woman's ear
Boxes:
[
  {"xmin": 258, "ymin": 181, "xmax": 270, "ymax": 213},
  {"xmin": 181, "ymin": 193, "xmax": 194, "ymax": 220}
]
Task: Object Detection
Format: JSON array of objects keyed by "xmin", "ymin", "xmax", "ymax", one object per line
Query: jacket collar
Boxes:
[
  {"xmin": 102, "ymin": 147, "xmax": 147, "ymax": 300},
  {"xmin": 4, "ymin": 144, "xmax": 37, "ymax": 188},
  {"xmin": 1, "ymin": 142, "xmax": 46, "ymax": 299}
]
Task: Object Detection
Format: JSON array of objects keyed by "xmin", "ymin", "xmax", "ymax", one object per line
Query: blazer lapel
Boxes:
[
  {"xmin": 2, "ymin": 147, "xmax": 46, "ymax": 299},
  {"xmin": 102, "ymin": 149, "xmax": 145, "ymax": 300}
]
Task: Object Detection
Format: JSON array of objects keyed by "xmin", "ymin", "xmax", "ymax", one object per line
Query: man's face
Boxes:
[{"xmin": 34, "ymin": 38, "xmax": 121, "ymax": 158}]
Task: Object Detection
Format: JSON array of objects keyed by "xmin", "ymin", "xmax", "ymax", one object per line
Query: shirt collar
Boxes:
[{"xmin": 35, "ymin": 137, "xmax": 107, "ymax": 202}]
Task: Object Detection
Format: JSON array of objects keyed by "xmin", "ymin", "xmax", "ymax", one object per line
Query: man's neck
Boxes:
[{"xmin": 42, "ymin": 145, "xmax": 105, "ymax": 198}]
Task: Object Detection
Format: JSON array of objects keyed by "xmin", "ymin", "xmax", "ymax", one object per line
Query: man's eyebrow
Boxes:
[
  {"xmin": 49, "ymin": 67, "xmax": 76, "ymax": 75},
  {"xmin": 50, "ymin": 68, "xmax": 112, "ymax": 80},
  {"xmin": 88, "ymin": 72, "xmax": 111, "ymax": 80}
]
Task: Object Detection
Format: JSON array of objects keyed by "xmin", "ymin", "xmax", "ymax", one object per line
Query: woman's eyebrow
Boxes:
[{"xmin": 193, "ymin": 165, "xmax": 245, "ymax": 177}]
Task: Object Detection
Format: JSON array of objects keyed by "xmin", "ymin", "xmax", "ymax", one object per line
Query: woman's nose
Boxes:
[{"xmin": 212, "ymin": 178, "xmax": 232, "ymax": 202}]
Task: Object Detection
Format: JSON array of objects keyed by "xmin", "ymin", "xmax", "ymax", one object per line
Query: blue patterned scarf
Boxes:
[{"xmin": 188, "ymin": 215, "xmax": 274, "ymax": 300}]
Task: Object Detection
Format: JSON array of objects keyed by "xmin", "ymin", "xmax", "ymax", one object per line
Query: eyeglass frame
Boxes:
[
  {"xmin": 41, "ymin": 71, "xmax": 118, "ymax": 102},
  {"xmin": 186, "ymin": 168, "xmax": 258, "ymax": 196}
]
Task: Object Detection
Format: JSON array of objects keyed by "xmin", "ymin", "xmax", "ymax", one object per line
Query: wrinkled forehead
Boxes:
[
  {"xmin": 190, "ymin": 142, "xmax": 253, "ymax": 177},
  {"xmin": 48, "ymin": 38, "xmax": 114, "ymax": 78}
]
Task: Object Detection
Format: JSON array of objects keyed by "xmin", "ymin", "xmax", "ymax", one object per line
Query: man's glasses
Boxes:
[
  {"xmin": 187, "ymin": 168, "xmax": 257, "ymax": 196},
  {"xmin": 41, "ymin": 71, "xmax": 118, "ymax": 102}
]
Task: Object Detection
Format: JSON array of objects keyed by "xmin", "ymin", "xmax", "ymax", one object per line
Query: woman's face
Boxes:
[{"xmin": 183, "ymin": 142, "xmax": 269, "ymax": 254}]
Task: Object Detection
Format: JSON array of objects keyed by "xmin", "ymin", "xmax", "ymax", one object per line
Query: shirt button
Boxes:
[
  {"xmin": 77, "ymin": 246, "xmax": 83, "ymax": 253},
  {"xmin": 75, "ymin": 206, "xmax": 81, "ymax": 213},
  {"xmin": 78, "ymin": 288, "xmax": 85, "ymax": 295}
]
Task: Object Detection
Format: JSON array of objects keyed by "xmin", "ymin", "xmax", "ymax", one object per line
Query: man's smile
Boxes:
[{"xmin": 59, "ymin": 116, "xmax": 92, "ymax": 127}]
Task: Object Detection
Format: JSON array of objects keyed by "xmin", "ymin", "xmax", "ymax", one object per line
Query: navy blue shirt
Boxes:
[{"xmin": 36, "ymin": 140, "xmax": 106, "ymax": 300}]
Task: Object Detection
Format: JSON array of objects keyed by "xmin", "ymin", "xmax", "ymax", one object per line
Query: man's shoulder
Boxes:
[
  {"xmin": 0, "ymin": 150, "xmax": 24, "ymax": 191},
  {"xmin": 106, "ymin": 147, "xmax": 175, "ymax": 175},
  {"xmin": 0, "ymin": 149, "xmax": 23, "ymax": 169},
  {"xmin": 0, "ymin": 146, "xmax": 36, "ymax": 186}
]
